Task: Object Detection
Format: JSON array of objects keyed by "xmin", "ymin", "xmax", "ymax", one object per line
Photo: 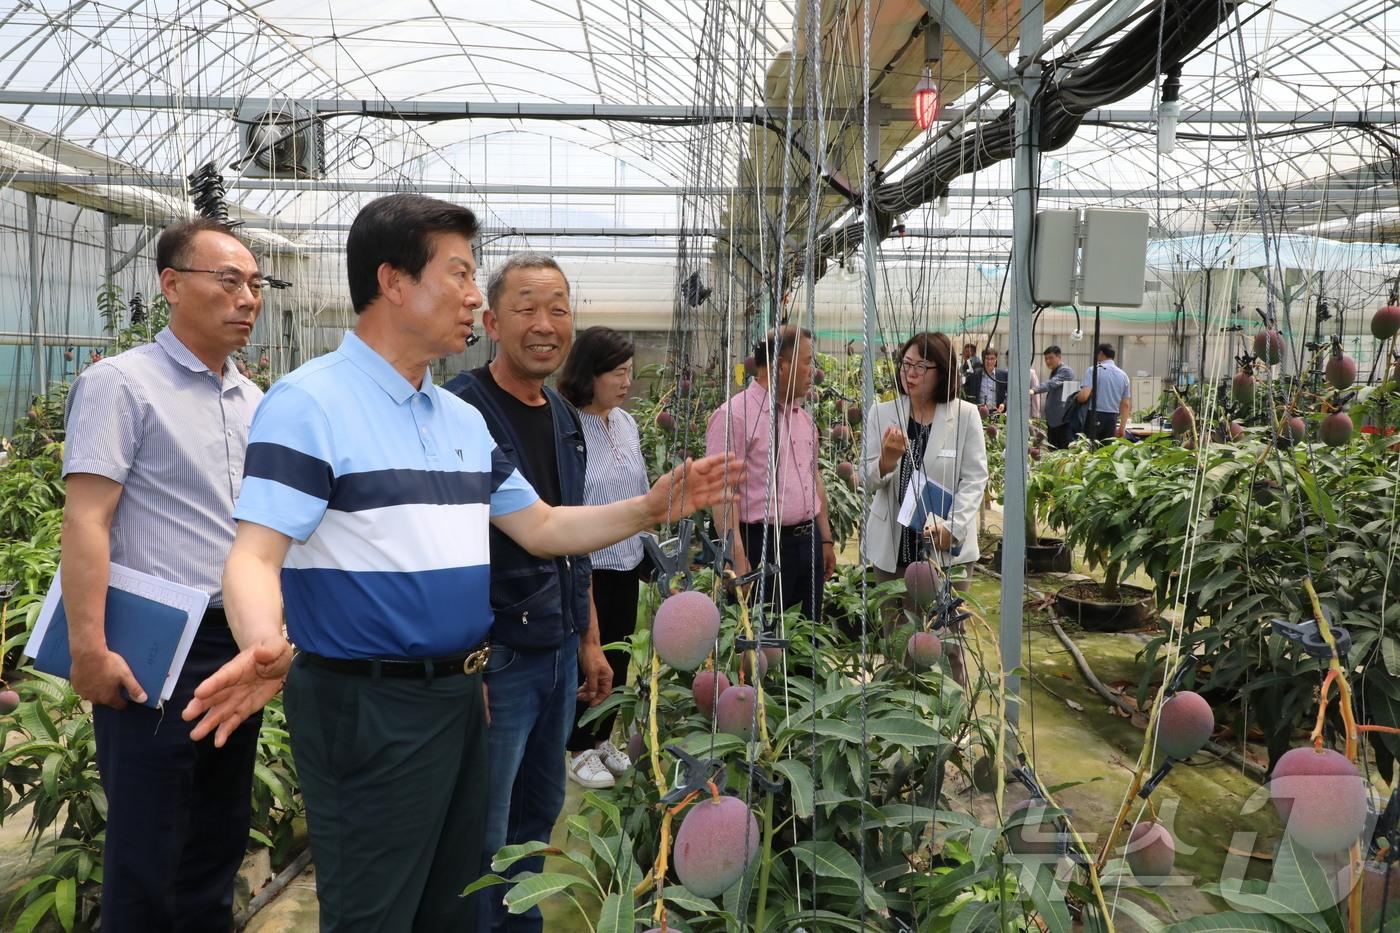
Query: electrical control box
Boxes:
[
  {"xmin": 1031, "ymin": 210, "xmax": 1078, "ymax": 306},
  {"xmin": 1031, "ymin": 208, "xmax": 1150, "ymax": 308},
  {"xmin": 1079, "ymin": 208, "xmax": 1149, "ymax": 307}
]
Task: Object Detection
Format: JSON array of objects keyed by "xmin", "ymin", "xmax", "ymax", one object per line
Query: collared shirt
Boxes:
[
  {"xmin": 978, "ymin": 369, "xmax": 1000, "ymax": 408},
  {"xmin": 63, "ymin": 328, "xmax": 262, "ymax": 606},
  {"xmin": 1085, "ymin": 359, "xmax": 1132, "ymax": 413},
  {"xmin": 233, "ymin": 332, "xmax": 537, "ymax": 660},
  {"xmin": 704, "ymin": 379, "xmax": 818, "ymax": 526},
  {"xmin": 579, "ymin": 407, "xmax": 649, "ymax": 570}
]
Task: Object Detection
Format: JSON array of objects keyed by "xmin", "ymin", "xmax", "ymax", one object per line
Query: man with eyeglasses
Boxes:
[{"xmin": 61, "ymin": 217, "xmax": 265, "ymax": 930}]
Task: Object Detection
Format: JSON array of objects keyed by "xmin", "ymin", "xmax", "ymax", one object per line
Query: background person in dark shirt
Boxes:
[{"xmin": 444, "ymin": 252, "xmax": 611, "ymax": 933}]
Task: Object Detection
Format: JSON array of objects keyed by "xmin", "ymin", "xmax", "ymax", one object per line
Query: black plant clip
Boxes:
[
  {"xmin": 641, "ymin": 519, "xmax": 720, "ymax": 593},
  {"xmin": 1137, "ymin": 657, "xmax": 1204, "ymax": 799},
  {"xmin": 1166, "ymin": 654, "xmax": 1200, "ymax": 693},
  {"xmin": 1011, "ymin": 756, "xmax": 1046, "ymax": 798},
  {"xmin": 1370, "ymin": 784, "xmax": 1400, "ymax": 864},
  {"xmin": 931, "ymin": 591, "xmax": 970, "ymax": 632},
  {"xmin": 0, "ymin": 582, "xmax": 15, "ymax": 603},
  {"xmin": 1139, "ymin": 761, "xmax": 1175, "ymax": 798},
  {"xmin": 734, "ymin": 635, "xmax": 790, "ymax": 653},
  {"xmin": 660, "ymin": 744, "xmax": 727, "ymax": 805},
  {"xmin": 1270, "ymin": 616, "xmax": 1351, "ymax": 662},
  {"xmin": 740, "ymin": 760, "xmax": 786, "ymax": 795}
]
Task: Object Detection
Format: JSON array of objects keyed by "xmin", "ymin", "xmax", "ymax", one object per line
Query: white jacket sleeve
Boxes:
[
  {"xmin": 859, "ymin": 403, "xmax": 897, "ymax": 490},
  {"xmin": 949, "ymin": 404, "xmax": 989, "ymax": 547}
]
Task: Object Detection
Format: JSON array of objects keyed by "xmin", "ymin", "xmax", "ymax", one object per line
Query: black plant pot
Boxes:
[
  {"xmin": 1053, "ymin": 582, "xmax": 1155, "ymax": 632},
  {"xmin": 991, "ymin": 537, "xmax": 1073, "ymax": 574}
]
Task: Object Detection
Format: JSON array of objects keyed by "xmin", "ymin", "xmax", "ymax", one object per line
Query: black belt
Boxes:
[
  {"xmin": 299, "ymin": 645, "xmax": 491, "ymax": 680},
  {"xmin": 203, "ymin": 607, "xmax": 228, "ymax": 627},
  {"xmin": 740, "ymin": 520, "xmax": 814, "ymax": 538}
]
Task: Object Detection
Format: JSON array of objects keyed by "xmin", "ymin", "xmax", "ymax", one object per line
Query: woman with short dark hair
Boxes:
[
  {"xmin": 557, "ymin": 326, "xmax": 649, "ymax": 789},
  {"xmin": 861, "ymin": 331, "xmax": 989, "ymax": 681}
]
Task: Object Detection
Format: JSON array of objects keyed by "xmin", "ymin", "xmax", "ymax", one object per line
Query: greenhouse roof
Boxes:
[{"xmin": 0, "ymin": 0, "xmax": 1395, "ymax": 251}]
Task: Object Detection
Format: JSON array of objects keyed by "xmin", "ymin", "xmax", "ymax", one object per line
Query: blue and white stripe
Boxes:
[
  {"xmin": 578, "ymin": 407, "xmax": 650, "ymax": 570},
  {"xmin": 234, "ymin": 332, "xmax": 537, "ymax": 660}
]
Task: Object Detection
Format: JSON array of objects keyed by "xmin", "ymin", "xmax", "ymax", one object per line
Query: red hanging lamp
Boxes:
[{"xmin": 913, "ymin": 75, "xmax": 941, "ymax": 130}]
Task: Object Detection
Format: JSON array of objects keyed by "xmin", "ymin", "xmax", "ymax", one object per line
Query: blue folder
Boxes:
[
  {"xmin": 902, "ymin": 476, "xmax": 955, "ymax": 531},
  {"xmin": 901, "ymin": 476, "xmax": 962, "ymax": 557},
  {"xmin": 33, "ymin": 588, "xmax": 189, "ymax": 708}
]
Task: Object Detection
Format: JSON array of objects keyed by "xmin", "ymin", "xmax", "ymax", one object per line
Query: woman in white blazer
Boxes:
[{"xmin": 861, "ymin": 330, "xmax": 990, "ymax": 583}]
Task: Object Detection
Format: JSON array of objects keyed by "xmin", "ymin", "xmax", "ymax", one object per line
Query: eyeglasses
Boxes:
[
  {"xmin": 899, "ymin": 359, "xmax": 939, "ymax": 374},
  {"xmin": 172, "ymin": 268, "xmax": 267, "ymax": 296}
]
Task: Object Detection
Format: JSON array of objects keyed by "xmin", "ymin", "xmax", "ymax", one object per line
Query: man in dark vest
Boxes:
[{"xmin": 445, "ymin": 252, "xmax": 612, "ymax": 933}]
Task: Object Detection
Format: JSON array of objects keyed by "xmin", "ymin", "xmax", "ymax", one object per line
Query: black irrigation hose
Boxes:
[
  {"xmin": 794, "ymin": 0, "xmax": 1240, "ymax": 292},
  {"xmin": 233, "ymin": 847, "xmax": 313, "ymax": 930}
]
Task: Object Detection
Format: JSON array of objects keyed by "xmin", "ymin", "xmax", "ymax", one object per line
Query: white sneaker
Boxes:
[
  {"xmin": 568, "ymin": 750, "xmax": 615, "ymax": 789},
  {"xmin": 596, "ymin": 741, "xmax": 632, "ymax": 776}
]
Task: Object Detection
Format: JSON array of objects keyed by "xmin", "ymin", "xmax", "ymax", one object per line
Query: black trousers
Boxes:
[
  {"xmin": 739, "ymin": 521, "xmax": 823, "ymax": 627},
  {"xmin": 567, "ymin": 567, "xmax": 641, "ymax": 752},
  {"xmin": 285, "ymin": 654, "xmax": 488, "ymax": 932},
  {"xmin": 1089, "ymin": 411, "xmax": 1119, "ymax": 441},
  {"xmin": 94, "ymin": 615, "xmax": 261, "ymax": 933},
  {"xmin": 1046, "ymin": 423, "xmax": 1071, "ymax": 449}
]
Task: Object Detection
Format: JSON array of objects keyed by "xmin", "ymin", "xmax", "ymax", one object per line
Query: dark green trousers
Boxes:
[{"xmin": 285, "ymin": 654, "xmax": 487, "ymax": 932}]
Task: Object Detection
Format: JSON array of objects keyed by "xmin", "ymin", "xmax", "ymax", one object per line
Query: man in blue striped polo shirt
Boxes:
[{"xmin": 181, "ymin": 194, "xmax": 736, "ymax": 931}]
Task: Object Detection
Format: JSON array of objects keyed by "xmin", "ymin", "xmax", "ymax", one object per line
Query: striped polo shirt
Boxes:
[
  {"xmin": 62, "ymin": 328, "xmax": 262, "ymax": 607},
  {"xmin": 233, "ymin": 332, "xmax": 537, "ymax": 660}
]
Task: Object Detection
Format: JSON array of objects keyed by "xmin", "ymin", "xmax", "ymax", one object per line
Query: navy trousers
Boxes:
[{"xmin": 93, "ymin": 617, "xmax": 261, "ymax": 933}]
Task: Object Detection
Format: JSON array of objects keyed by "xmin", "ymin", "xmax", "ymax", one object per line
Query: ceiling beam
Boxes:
[
  {"xmin": 5, "ymin": 172, "xmax": 1388, "ymax": 204},
  {"xmin": 915, "ymin": 0, "xmax": 1015, "ymax": 89},
  {"xmin": 2, "ymin": 90, "xmax": 1396, "ymax": 125}
]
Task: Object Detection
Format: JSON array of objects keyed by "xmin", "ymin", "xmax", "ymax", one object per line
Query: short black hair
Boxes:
[
  {"xmin": 894, "ymin": 331, "xmax": 959, "ymax": 402},
  {"xmin": 487, "ymin": 252, "xmax": 570, "ymax": 310},
  {"xmin": 156, "ymin": 217, "xmax": 243, "ymax": 273},
  {"xmin": 557, "ymin": 326, "xmax": 635, "ymax": 408},
  {"xmin": 1043, "ymin": 345, "xmax": 1062, "ymax": 356},
  {"xmin": 751, "ymin": 325, "xmax": 813, "ymax": 368},
  {"xmin": 346, "ymin": 194, "xmax": 480, "ymax": 313},
  {"xmin": 1097, "ymin": 342, "xmax": 1116, "ymax": 359},
  {"xmin": 981, "ymin": 347, "xmax": 999, "ymax": 361}
]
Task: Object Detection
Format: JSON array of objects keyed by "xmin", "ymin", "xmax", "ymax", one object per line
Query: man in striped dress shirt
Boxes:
[
  {"xmin": 61, "ymin": 217, "xmax": 265, "ymax": 930},
  {"xmin": 179, "ymin": 194, "xmax": 737, "ymax": 931}
]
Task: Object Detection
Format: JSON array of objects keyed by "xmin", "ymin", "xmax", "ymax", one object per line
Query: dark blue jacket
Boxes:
[{"xmin": 445, "ymin": 371, "xmax": 591, "ymax": 651}]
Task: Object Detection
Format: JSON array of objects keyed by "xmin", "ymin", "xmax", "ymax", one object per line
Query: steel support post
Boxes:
[
  {"xmin": 999, "ymin": 0, "xmax": 1044, "ymax": 731},
  {"xmin": 26, "ymin": 192, "xmax": 48, "ymax": 395}
]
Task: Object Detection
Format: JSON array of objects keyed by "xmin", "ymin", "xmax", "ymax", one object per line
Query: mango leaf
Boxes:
[
  {"xmin": 502, "ymin": 872, "xmax": 593, "ymax": 913},
  {"xmin": 490, "ymin": 840, "xmax": 562, "ymax": 873},
  {"xmin": 53, "ymin": 877, "xmax": 74, "ymax": 932},
  {"xmin": 1164, "ymin": 912, "xmax": 1298, "ymax": 932},
  {"xmin": 950, "ymin": 900, "xmax": 1002, "ymax": 933},
  {"xmin": 462, "ymin": 873, "xmax": 510, "ymax": 897},
  {"xmin": 659, "ymin": 884, "xmax": 718, "ymax": 913},
  {"xmin": 596, "ymin": 892, "xmax": 634, "ymax": 933},
  {"xmin": 867, "ymin": 715, "xmax": 945, "ymax": 748},
  {"xmin": 788, "ymin": 840, "xmax": 887, "ymax": 911},
  {"xmin": 773, "ymin": 758, "xmax": 814, "ymax": 819},
  {"xmin": 11, "ymin": 891, "xmax": 56, "ymax": 933},
  {"xmin": 1015, "ymin": 862, "xmax": 1072, "ymax": 933}
]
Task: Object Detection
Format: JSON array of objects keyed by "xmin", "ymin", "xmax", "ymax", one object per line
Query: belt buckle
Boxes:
[{"xmin": 462, "ymin": 645, "xmax": 491, "ymax": 675}]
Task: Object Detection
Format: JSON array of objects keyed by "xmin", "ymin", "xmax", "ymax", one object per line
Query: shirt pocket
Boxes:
[{"xmin": 492, "ymin": 566, "xmax": 564, "ymax": 631}]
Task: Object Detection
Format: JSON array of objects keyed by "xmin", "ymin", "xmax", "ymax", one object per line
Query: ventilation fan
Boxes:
[{"xmin": 236, "ymin": 106, "xmax": 325, "ymax": 179}]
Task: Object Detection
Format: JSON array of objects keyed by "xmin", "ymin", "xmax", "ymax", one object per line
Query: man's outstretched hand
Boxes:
[
  {"xmin": 644, "ymin": 453, "xmax": 743, "ymax": 526},
  {"xmin": 182, "ymin": 637, "xmax": 293, "ymax": 746}
]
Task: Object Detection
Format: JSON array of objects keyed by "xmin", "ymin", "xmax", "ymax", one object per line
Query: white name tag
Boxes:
[{"xmin": 939, "ymin": 448, "xmax": 956, "ymax": 458}]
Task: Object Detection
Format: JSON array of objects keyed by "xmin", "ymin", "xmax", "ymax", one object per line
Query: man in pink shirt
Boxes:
[{"xmin": 706, "ymin": 325, "xmax": 835, "ymax": 625}]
